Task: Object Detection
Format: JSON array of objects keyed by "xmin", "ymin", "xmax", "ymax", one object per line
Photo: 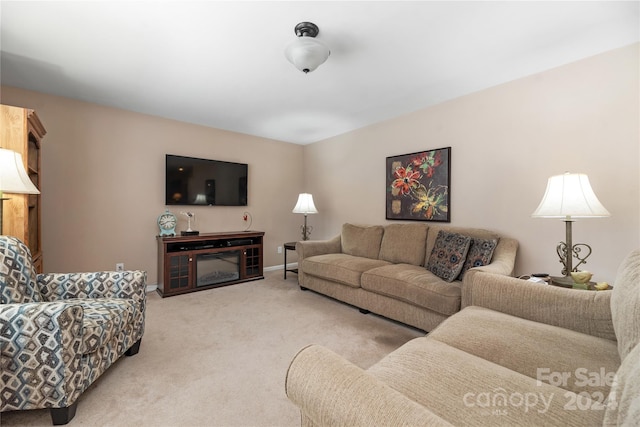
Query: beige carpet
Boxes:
[{"xmin": 2, "ymin": 270, "xmax": 423, "ymax": 426}]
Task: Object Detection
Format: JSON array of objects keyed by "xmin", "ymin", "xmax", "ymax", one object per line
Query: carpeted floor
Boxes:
[{"xmin": 1, "ymin": 270, "xmax": 424, "ymax": 426}]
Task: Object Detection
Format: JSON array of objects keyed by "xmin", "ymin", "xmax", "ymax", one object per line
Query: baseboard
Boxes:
[
  {"xmin": 264, "ymin": 262, "xmax": 298, "ymax": 272},
  {"xmin": 146, "ymin": 263, "xmax": 298, "ymax": 292}
]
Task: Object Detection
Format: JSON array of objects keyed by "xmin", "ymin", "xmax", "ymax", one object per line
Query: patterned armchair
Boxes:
[{"xmin": 0, "ymin": 236, "xmax": 146, "ymax": 425}]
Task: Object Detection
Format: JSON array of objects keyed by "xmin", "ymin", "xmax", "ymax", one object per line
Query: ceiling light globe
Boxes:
[{"xmin": 284, "ymin": 37, "xmax": 330, "ymax": 73}]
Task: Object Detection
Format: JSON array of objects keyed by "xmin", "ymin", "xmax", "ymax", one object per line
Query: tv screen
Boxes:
[{"xmin": 165, "ymin": 155, "xmax": 248, "ymax": 206}]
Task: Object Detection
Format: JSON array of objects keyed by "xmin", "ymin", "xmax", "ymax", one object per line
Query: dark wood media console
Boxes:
[{"xmin": 156, "ymin": 231, "xmax": 264, "ymax": 297}]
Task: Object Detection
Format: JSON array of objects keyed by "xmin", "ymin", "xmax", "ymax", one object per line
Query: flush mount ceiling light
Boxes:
[{"xmin": 284, "ymin": 22, "xmax": 330, "ymax": 74}]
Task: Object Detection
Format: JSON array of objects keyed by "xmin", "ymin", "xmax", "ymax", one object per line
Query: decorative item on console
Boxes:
[
  {"xmin": 180, "ymin": 211, "xmax": 199, "ymax": 236},
  {"xmin": 157, "ymin": 209, "xmax": 177, "ymax": 236},
  {"xmin": 243, "ymin": 211, "xmax": 253, "ymax": 231}
]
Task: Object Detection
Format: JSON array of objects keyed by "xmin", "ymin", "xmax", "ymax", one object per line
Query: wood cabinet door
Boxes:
[{"xmin": 165, "ymin": 253, "xmax": 192, "ymax": 294}]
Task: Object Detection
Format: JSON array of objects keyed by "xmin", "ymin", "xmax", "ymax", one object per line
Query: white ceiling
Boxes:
[{"xmin": 1, "ymin": 1, "xmax": 638, "ymax": 145}]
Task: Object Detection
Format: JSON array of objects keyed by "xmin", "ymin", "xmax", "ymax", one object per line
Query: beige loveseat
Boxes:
[
  {"xmin": 286, "ymin": 249, "xmax": 640, "ymax": 426},
  {"xmin": 296, "ymin": 223, "xmax": 518, "ymax": 332}
]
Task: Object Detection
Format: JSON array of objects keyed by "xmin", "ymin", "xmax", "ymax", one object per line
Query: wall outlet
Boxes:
[
  {"xmin": 116, "ymin": 263, "xmax": 124, "ymax": 272},
  {"xmin": 277, "ymin": 246, "xmax": 282, "ymax": 254}
]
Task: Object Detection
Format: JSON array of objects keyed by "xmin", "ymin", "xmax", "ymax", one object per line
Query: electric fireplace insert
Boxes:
[{"xmin": 196, "ymin": 251, "xmax": 240, "ymax": 287}]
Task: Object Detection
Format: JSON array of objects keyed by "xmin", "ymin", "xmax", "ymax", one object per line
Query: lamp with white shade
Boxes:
[
  {"xmin": 0, "ymin": 148, "xmax": 41, "ymax": 234},
  {"xmin": 292, "ymin": 193, "xmax": 318, "ymax": 241},
  {"xmin": 531, "ymin": 172, "xmax": 610, "ymax": 284}
]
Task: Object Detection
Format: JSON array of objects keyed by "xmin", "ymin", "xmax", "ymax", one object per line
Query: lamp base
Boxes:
[
  {"xmin": 181, "ymin": 230, "xmax": 199, "ymax": 236},
  {"xmin": 300, "ymin": 215, "xmax": 313, "ymax": 241}
]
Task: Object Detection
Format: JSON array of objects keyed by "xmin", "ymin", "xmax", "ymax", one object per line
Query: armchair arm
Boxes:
[
  {"xmin": 461, "ymin": 271, "xmax": 615, "ymax": 341},
  {"xmin": 37, "ymin": 270, "xmax": 147, "ymax": 303},
  {"xmin": 0, "ymin": 302, "xmax": 84, "ymax": 410},
  {"xmin": 37, "ymin": 270, "xmax": 147, "ymax": 342},
  {"xmin": 286, "ymin": 344, "xmax": 452, "ymax": 427}
]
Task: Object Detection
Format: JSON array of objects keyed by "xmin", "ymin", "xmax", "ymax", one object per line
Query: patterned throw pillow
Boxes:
[
  {"xmin": 458, "ymin": 237, "xmax": 499, "ymax": 279},
  {"xmin": 426, "ymin": 231, "xmax": 472, "ymax": 282}
]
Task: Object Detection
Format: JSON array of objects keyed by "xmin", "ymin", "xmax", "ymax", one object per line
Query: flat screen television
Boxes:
[{"xmin": 165, "ymin": 154, "xmax": 248, "ymax": 206}]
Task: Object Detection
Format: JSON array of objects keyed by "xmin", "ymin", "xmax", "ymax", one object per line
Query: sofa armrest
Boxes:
[
  {"xmin": 467, "ymin": 237, "xmax": 519, "ymax": 278},
  {"xmin": 461, "ymin": 271, "xmax": 615, "ymax": 341},
  {"xmin": 296, "ymin": 235, "xmax": 341, "ymax": 260},
  {"xmin": 286, "ymin": 344, "xmax": 453, "ymax": 427},
  {"xmin": 0, "ymin": 302, "xmax": 84, "ymax": 410},
  {"xmin": 296, "ymin": 236, "xmax": 342, "ymax": 285}
]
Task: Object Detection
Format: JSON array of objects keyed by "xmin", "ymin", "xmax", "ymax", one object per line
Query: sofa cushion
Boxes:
[
  {"xmin": 69, "ymin": 298, "xmax": 136, "ymax": 354},
  {"xmin": 361, "ymin": 264, "xmax": 462, "ymax": 316},
  {"xmin": 301, "ymin": 254, "xmax": 391, "ymax": 288},
  {"xmin": 604, "ymin": 342, "xmax": 640, "ymax": 426},
  {"xmin": 426, "ymin": 231, "xmax": 471, "ymax": 282},
  {"xmin": 341, "ymin": 223, "xmax": 384, "ymax": 259},
  {"xmin": 457, "ymin": 237, "xmax": 499, "ymax": 279},
  {"xmin": 378, "ymin": 223, "xmax": 428, "ymax": 266},
  {"xmin": 428, "ymin": 306, "xmax": 620, "ymax": 397},
  {"xmin": 367, "ymin": 338, "xmax": 604, "ymax": 426},
  {"xmin": 611, "ymin": 249, "xmax": 640, "ymax": 360}
]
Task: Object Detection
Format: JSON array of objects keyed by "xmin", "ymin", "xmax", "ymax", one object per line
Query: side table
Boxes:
[
  {"xmin": 519, "ymin": 274, "xmax": 609, "ymax": 291},
  {"xmin": 284, "ymin": 242, "xmax": 298, "ymax": 279},
  {"xmin": 550, "ymin": 276, "xmax": 602, "ymax": 290}
]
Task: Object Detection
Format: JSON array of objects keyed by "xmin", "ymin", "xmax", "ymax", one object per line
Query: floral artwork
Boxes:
[{"xmin": 386, "ymin": 147, "xmax": 451, "ymax": 222}]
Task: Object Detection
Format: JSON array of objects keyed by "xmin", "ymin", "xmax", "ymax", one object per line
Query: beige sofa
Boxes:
[
  {"xmin": 296, "ymin": 223, "xmax": 518, "ymax": 332},
  {"xmin": 286, "ymin": 249, "xmax": 640, "ymax": 426}
]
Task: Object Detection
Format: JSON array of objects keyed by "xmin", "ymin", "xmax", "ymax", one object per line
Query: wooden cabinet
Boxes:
[
  {"xmin": 1, "ymin": 105, "xmax": 46, "ymax": 272},
  {"xmin": 157, "ymin": 231, "xmax": 264, "ymax": 297}
]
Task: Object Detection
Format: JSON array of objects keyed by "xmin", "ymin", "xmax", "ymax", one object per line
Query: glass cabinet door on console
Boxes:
[
  {"xmin": 167, "ymin": 253, "xmax": 191, "ymax": 293},
  {"xmin": 244, "ymin": 247, "xmax": 261, "ymax": 278}
]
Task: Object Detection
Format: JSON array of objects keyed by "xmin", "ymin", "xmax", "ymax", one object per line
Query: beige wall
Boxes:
[
  {"xmin": 304, "ymin": 43, "xmax": 640, "ymax": 282},
  {"xmin": 1, "ymin": 87, "xmax": 305, "ymax": 284},
  {"xmin": 2, "ymin": 43, "xmax": 638, "ymax": 285}
]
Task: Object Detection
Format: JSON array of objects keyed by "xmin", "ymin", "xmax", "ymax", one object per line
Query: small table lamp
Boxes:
[
  {"xmin": 0, "ymin": 148, "xmax": 41, "ymax": 234},
  {"xmin": 531, "ymin": 172, "xmax": 610, "ymax": 284},
  {"xmin": 292, "ymin": 193, "xmax": 318, "ymax": 240}
]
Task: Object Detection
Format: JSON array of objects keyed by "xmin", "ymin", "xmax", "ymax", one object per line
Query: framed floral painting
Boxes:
[{"xmin": 386, "ymin": 147, "xmax": 451, "ymax": 222}]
